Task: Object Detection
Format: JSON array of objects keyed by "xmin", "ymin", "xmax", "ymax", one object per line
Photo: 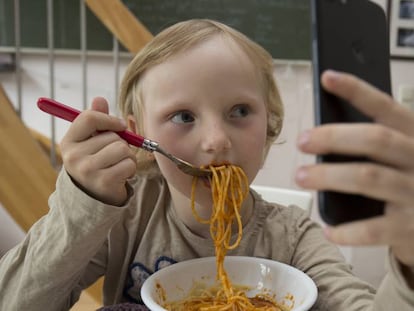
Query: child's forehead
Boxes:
[
  {"xmin": 142, "ymin": 37, "xmax": 259, "ymax": 85},
  {"xmin": 134, "ymin": 34, "xmax": 265, "ymax": 109},
  {"xmin": 154, "ymin": 35, "xmax": 258, "ymax": 76}
]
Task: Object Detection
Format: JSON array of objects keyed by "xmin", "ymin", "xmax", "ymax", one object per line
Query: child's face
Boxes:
[{"xmin": 138, "ymin": 36, "xmax": 268, "ymax": 204}]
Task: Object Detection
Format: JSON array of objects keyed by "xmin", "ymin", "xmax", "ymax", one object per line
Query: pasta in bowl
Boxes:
[{"xmin": 141, "ymin": 256, "xmax": 317, "ymax": 311}]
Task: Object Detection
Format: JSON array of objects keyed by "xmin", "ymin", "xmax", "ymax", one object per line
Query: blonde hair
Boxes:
[{"xmin": 118, "ymin": 19, "xmax": 283, "ymax": 175}]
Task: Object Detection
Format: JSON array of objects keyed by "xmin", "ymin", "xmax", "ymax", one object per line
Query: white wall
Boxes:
[
  {"xmin": 1, "ymin": 0, "xmax": 414, "ymax": 287},
  {"xmin": 0, "ymin": 203, "xmax": 25, "ymax": 257}
]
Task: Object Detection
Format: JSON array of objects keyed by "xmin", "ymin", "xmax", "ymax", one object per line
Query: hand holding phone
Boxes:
[{"xmin": 311, "ymin": 0, "xmax": 392, "ymax": 225}]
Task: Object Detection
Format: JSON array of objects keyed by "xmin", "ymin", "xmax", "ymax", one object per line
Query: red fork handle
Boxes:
[{"xmin": 36, "ymin": 97, "xmax": 145, "ymax": 148}]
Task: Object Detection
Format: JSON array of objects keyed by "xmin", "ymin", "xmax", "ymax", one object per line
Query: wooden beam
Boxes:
[
  {"xmin": 85, "ymin": 0, "xmax": 153, "ymax": 54},
  {"xmin": 30, "ymin": 128, "xmax": 62, "ymax": 167},
  {"xmin": 0, "ymin": 87, "xmax": 103, "ymax": 305},
  {"xmin": 0, "ymin": 86, "xmax": 56, "ymax": 232}
]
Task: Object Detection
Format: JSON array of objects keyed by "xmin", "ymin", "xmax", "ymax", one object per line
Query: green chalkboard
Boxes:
[{"xmin": 0, "ymin": 0, "xmax": 311, "ymax": 60}]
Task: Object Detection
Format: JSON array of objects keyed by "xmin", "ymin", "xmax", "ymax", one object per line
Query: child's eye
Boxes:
[
  {"xmin": 230, "ymin": 104, "xmax": 250, "ymax": 118},
  {"xmin": 171, "ymin": 111, "xmax": 195, "ymax": 123}
]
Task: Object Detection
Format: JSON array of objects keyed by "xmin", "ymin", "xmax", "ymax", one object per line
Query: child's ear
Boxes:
[{"xmin": 127, "ymin": 115, "xmax": 138, "ymax": 134}]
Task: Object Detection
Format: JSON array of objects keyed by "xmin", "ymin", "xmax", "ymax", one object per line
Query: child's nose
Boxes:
[{"xmin": 201, "ymin": 123, "xmax": 232, "ymax": 153}]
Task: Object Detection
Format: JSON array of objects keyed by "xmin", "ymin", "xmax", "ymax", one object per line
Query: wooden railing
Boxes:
[
  {"xmin": 85, "ymin": 0, "xmax": 153, "ymax": 53},
  {"xmin": 0, "ymin": 85, "xmax": 55, "ymax": 232}
]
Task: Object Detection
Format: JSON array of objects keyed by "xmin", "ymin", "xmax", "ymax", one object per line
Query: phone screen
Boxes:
[{"xmin": 311, "ymin": 0, "xmax": 392, "ymax": 225}]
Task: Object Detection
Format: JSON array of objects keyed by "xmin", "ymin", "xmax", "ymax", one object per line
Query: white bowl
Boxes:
[{"xmin": 141, "ymin": 256, "xmax": 317, "ymax": 311}]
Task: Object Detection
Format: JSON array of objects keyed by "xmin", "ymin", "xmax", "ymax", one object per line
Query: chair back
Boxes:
[{"xmin": 251, "ymin": 185, "xmax": 313, "ymax": 214}]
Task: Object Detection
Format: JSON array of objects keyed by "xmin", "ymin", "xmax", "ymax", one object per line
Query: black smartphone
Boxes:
[{"xmin": 311, "ymin": 0, "xmax": 392, "ymax": 225}]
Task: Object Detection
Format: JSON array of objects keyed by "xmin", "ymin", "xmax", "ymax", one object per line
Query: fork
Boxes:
[{"xmin": 37, "ymin": 97, "xmax": 211, "ymax": 177}]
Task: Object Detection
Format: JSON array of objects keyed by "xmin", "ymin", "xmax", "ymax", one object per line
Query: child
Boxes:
[{"xmin": 0, "ymin": 19, "xmax": 413, "ymax": 310}]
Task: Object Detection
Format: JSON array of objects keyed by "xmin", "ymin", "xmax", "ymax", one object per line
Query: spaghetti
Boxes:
[{"xmin": 163, "ymin": 164, "xmax": 293, "ymax": 311}]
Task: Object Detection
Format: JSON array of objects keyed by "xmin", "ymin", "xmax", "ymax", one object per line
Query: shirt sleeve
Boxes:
[
  {"xmin": 0, "ymin": 169, "xmax": 127, "ymax": 311},
  {"xmin": 373, "ymin": 252, "xmax": 414, "ymax": 311}
]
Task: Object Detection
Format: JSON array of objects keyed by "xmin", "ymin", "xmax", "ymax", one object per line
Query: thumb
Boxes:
[{"xmin": 91, "ymin": 96, "xmax": 109, "ymax": 114}]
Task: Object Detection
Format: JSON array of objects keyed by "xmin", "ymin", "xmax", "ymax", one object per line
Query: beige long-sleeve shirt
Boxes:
[{"xmin": 0, "ymin": 169, "xmax": 413, "ymax": 310}]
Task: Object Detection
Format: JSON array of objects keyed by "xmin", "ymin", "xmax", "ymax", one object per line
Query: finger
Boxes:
[
  {"xmin": 325, "ymin": 204, "xmax": 414, "ymax": 247},
  {"xmin": 65, "ymin": 136, "xmax": 136, "ymax": 176},
  {"xmin": 64, "ymin": 109, "xmax": 127, "ymax": 143},
  {"xmin": 88, "ymin": 157, "xmax": 137, "ymax": 206},
  {"xmin": 91, "ymin": 96, "xmax": 109, "ymax": 114},
  {"xmin": 324, "ymin": 216, "xmax": 388, "ymax": 246},
  {"xmin": 298, "ymin": 124, "xmax": 414, "ymax": 170},
  {"xmin": 101, "ymin": 156, "xmax": 137, "ymax": 182},
  {"xmin": 92, "ymin": 157, "xmax": 137, "ymax": 193},
  {"xmin": 321, "ymin": 70, "xmax": 414, "ymax": 136},
  {"xmin": 295, "ymin": 163, "xmax": 414, "ymax": 205},
  {"xmin": 92, "ymin": 140, "xmax": 136, "ymax": 170},
  {"xmin": 64, "ymin": 131, "xmax": 125, "ymax": 160}
]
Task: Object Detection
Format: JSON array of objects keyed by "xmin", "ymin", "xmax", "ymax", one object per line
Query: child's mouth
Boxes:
[{"xmin": 200, "ymin": 162, "xmax": 231, "ymax": 189}]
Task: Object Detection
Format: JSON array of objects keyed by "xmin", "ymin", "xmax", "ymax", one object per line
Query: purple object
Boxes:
[{"xmin": 96, "ymin": 303, "xmax": 150, "ymax": 311}]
